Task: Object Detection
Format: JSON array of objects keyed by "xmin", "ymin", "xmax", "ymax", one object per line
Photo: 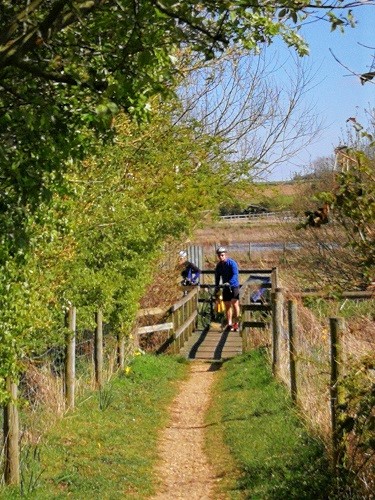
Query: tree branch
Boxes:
[
  {"xmin": 0, "ymin": 0, "xmax": 45, "ymax": 45},
  {"xmin": 150, "ymin": 0, "xmax": 228, "ymax": 46},
  {"xmin": 0, "ymin": 0, "xmax": 105, "ymax": 68},
  {"xmin": 11, "ymin": 59, "xmax": 79, "ymax": 85}
]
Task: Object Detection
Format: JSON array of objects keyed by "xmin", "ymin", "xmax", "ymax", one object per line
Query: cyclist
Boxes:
[
  {"xmin": 214, "ymin": 247, "xmax": 240, "ymax": 331},
  {"xmin": 178, "ymin": 250, "xmax": 200, "ymax": 286}
]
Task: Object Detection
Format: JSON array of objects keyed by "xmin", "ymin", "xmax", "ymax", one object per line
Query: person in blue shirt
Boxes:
[
  {"xmin": 214, "ymin": 247, "xmax": 240, "ymax": 331},
  {"xmin": 178, "ymin": 251, "xmax": 200, "ymax": 286}
]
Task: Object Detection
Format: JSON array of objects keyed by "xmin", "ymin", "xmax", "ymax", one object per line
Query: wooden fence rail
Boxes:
[
  {"xmin": 170, "ymin": 289, "xmax": 198, "ymax": 352},
  {"xmin": 2, "ymin": 266, "xmax": 372, "ymax": 487},
  {"xmin": 135, "ymin": 287, "xmax": 198, "ymax": 354},
  {"xmin": 220, "ymin": 211, "xmax": 296, "ymax": 221},
  {"xmin": 266, "ymin": 287, "xmax": 373, "ymax": 480}
]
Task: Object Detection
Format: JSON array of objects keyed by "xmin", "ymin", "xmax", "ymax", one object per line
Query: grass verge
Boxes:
[
  {"xmin": 1, "ymin": 354, "xmax": 188, "ymax": 500},
  {"xmin": 205, "ymin": 349, "xmax": 334, "ymax": 499}
]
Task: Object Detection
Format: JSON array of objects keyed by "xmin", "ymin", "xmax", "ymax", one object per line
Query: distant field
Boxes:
[
  {"xmin": 194, "ymin": 181, "xmax": 304, "ymax": 245},
  {"xmin": 193, "ymin": 219, "xmax": 290, "ymax": 245},
  {"xmin": 231, "ymin": 180, "xmax": 308, "ymax": 212},
  {"xmin": 258, "ymin": 180, "xmax": 308, "ymax": 197}
]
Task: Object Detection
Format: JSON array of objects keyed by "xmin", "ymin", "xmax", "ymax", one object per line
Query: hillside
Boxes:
[{"xmin": 222, "ymin": 179, "xmax": 313, "ymax": 215}]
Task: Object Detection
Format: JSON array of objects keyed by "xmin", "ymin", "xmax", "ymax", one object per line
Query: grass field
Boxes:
[
  {"xmin": 0, "ymin": 355, "xmax": 189, "ymax": 499},
  {"xmin": 205, "ymin": 349, "xmax": 335, "ymax": 499}
]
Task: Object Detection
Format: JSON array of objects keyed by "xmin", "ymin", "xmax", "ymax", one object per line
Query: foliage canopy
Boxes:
[{"xmin": 0, "ymin": 0, "xmax": 370, "ymax": 396}]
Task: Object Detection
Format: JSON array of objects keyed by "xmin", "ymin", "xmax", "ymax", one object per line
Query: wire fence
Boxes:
[
  {"xmin": 243, "ymin": 288, "xmax": 374, "ymax": 496},
  {"xmin": 0, "ymin": 310, "xmax": 136, "ymax": 486}
]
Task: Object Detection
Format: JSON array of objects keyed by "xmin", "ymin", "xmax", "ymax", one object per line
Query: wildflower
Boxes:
[
  {"xmin": 125, "ymin": 366, "xmax": 132, "ymax": 375},
  {"xmin": 321, "ymin": 328, "xmax": 328, "ymax": 341}
]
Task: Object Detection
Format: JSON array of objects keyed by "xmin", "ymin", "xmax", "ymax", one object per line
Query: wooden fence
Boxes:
[
  {"xmin": 134, "ymin": 268, "xmax": 280, "ymax": 357},
  {"xmin": 135, "ymin": 287, "xmax": 198, "ymax": 354},
  {"xmin": 2, "ymin": 271, "xmax": 372, "ymax": 487},
  {"xmin": 1, "ymin": 306, "xmax": 134, "ymax": 486},
  {"xmin": 220, "ymin": 211, "xmax": 296, "ymax": 222},
  {"xmin": 257, "ymin": 288, "xmax": 374, "ymax": 482},
  {"xmin": 271, "ymin": 292, "xmax": 348, "ymax": 468}
]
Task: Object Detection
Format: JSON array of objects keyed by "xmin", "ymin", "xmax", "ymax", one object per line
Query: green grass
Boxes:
[
  {"xmin": 1, "ymin": 354, "xmax": 188, "ymax": 500},
  {"xmin": 206, "ymin": 349, "xmax": 334, "ymax": 499}
]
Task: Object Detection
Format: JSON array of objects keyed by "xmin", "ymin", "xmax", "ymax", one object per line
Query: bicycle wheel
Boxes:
[{"xmin": 197, "ymin": 291, "xmax": 211, "ymax": 330}]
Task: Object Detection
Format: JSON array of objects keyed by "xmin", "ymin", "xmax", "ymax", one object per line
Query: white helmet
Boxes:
[
  {"xmin": 216, "ymin": 246, "xmax": 227, "ymax": 254},
  {"xmin": 179, "ymin": 250, "xmax": 187, "ymax": 258}
]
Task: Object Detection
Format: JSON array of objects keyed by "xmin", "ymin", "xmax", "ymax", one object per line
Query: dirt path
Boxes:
[{"xmin": 151, "ymin": 362, "xmax": 218, "ymax": 500}]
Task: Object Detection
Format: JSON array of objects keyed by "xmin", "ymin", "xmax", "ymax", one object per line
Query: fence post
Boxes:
[
  {"xmin": 330, "ymin": 317, "xmax": 345, "ymax": 470},
  {"xmin": 248, "ymin": 242, "xmax": 252, "ymax": 262},
  {"xmin": 271, "ymin": 267, "xmax": 279, "ymax": 291},
  {"xmin": 242, "ymin": 289, "xmax": 251, "ymax": 352},
  {"xmin": 271, "ymin": 287, "xmax": 283, "ymax": 377},
  {"xmin": 194, "ymin": 290, "xmax": 199, "ymax": 331},
  {"xmin": 117, "ymin": 333, "xmax": 125, "ymax": 370},
  {"xmin": 287, "ymin": 299, "xmax": 298, "ymax": 403},
  {"xmin": 172, "ymin": 307, "xmax": 178, "ymax": 354},
  {"xmin": 282, "ymin": 242, "xmax": 287, "ymax": 264},
  {"xmin": 3, "ymin": 378, "xmax": 20, "ymax": 485},
  {"xmin": 65, "ymin": 305, "xmax": 76, "ymax": 410},
  {"xmin": 94, "ymin": 310, "xmax": 103, "ymax": 389}
]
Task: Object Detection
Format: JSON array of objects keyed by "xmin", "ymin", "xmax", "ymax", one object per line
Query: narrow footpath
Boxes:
[{"xmin": 151, "ymin": 362, "xmax": 219, "ymax": 500}]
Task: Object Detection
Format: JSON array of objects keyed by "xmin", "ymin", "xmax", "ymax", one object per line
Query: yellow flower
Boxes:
[{"xmin": 125, "ymin": 366, "xmax": 132, "ymax": 375}]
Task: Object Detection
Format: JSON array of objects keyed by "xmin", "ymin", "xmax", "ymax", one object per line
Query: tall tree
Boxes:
[
  {"xmin": 0, "ymin": 0, "xmax": 370, "ymax": 393},
  {"xmin": 0, "ymin": 1, "xmax": 365, "ymax": 209},
  {"xmin": 178, "ymin": 49, "xmax": 321, "ymax": 179}
]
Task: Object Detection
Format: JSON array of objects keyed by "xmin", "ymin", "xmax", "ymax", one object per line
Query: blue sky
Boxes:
[{"xmin": 268, "ymin": 4, "xmax": 375, "ymax": 181}]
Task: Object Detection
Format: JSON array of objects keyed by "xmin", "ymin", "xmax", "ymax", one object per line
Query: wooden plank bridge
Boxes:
[
  {"xmin": 180, "ymin": 322, "xmax": 243, "ymax": 361},
  {"xmin": 137, "ymin": 268, "xmax": 278, "ymax": 361}
]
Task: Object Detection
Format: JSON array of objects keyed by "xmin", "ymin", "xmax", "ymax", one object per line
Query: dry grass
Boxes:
[
  {"xmin": 272, "ymin": 295, "xmax": 375, "ymax": 496},
  {"xmin": 194, "ymin": 218, "xmax": 289, "ymax": 245},
  {"xmin": 18, "ymin": 362, "xmax": 65, "ymax": 450},
  {"xmin": 277, "ymin": 301, "xmax": 332, "ymax": 439},
  {"xmin": 20, "ymin": 362, "xmax": 65, "ymax": 416}
]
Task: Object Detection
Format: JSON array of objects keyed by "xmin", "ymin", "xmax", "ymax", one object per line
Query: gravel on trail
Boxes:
[{"xmin": 151, "ymin": 362, "xmax": 219, "ymax": 500}]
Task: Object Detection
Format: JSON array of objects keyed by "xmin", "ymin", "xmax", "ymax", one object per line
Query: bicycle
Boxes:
[{"xmin": 197, "ymin": 284, "xmax": 229, "ymax": 330}]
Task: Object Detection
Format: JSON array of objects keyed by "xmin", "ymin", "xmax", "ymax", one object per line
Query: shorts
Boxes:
[{"xmin": 223, "ymin": 286, "xmax": 240, "ymax": 302}]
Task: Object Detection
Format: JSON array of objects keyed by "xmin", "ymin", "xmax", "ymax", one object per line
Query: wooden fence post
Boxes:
[
  {"xmin": 117, "ymin": 333, "xmax": 125, "ymax": 371},
  {"xmin": 330, "ymin": 317, "xmax": 345, "ymax": 470},
  {"xmin": 195, "ymin": 290, "xmax": 199, "ymax": 330},
  {"xmin": 242, "ymin": 288, "xmax": 251, "ymax": 352},
  {"xmin": 171, "ymin": 307, "xmax": 178, "ymax": 354},
  {"xmin": 287, "ymin": 299, "xmax": 298, "ymax": 403},
  {"xmin": 271, "ymin": 266, "xmax": 279, "ymax": 291},
  {"xmin": 271, "ymin": 287, "xmax": 283, "ymax": 377},
  {"xmin": 94, "ymin": 310, "xmax": 103, "ymax": 389},
  {"xmin": 3, "ymin": 378, "xmax": 20, "ymax": 485},
  {"xmin": 65, "ymin": 305, "xmax": 76, "ymax": 410}
]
